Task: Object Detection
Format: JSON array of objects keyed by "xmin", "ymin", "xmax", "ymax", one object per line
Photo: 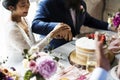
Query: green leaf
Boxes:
[
  {"xmin": 24, "ymin": 70, "xmax": 34, "ymax": 80},
  {"xmin": 36, "ymin": 73, "xmax": 45, "ymax": 80},
  {"xmin": 24, "ymin": 49, "xmax": 29, "ymax": 55},
  {"xmin": 53, "ymin": 56, "xmax": 59, "ymax": 62}
]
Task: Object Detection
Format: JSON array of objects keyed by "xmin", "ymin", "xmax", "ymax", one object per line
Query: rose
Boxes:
[
  {"xmin": 29, "ymin": 60, "xmax": 38, "ymax": 73},
  {"xmin": 36, "ymin": 56, "xmax": 57, "ymax": 79}
]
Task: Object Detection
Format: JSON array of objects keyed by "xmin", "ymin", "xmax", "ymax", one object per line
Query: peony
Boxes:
[
  {"xmin": 113, "ymin": 12, "xmax": 120, "ymax": 27},
  {"xmin": 37, "ymin": 56, "xmax": 57, "ymax": 79},
  {"xmin": 24, "ymin": 51, "xmax": 57, "ymax": 80}
]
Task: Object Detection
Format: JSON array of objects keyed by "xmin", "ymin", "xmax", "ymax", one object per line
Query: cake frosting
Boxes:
[
  {"xmin": 75, "ymin": 37, "xmax": 96, "ymax": 50},
  {"xmin": 75, "ymin": 37, "xmax": 96, "ymax": 66}
]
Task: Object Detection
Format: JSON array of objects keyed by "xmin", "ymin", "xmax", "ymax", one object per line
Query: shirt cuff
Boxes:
[
  {"xmin": 108, "ymin": 23, "xmax": 112, "ymax": 30},
  {"xmin": 89, "ymin": 67, "xmax": 108, "ymax": 80}
]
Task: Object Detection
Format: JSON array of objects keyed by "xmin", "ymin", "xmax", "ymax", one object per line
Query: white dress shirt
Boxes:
[
  {"xmin": 70, "ymin": 8, "xmax": 76, "ymax": 28},
  {"xmin": 89, "ymin": 67, "xmax": 108, "ymax": 80}
]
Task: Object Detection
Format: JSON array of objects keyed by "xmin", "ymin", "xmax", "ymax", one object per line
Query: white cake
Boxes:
[{"xmin": 75, "ymin": 37, "xmax": 96, "ymax": 65}]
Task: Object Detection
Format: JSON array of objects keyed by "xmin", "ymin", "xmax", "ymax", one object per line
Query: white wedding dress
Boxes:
[
  {"xmin": 0, "ymin": 2, "xmax": 52, "ymax": 79},
  {"xmin": 0, "ymin": 17, "xmax": 36, "ymax": 78},
  {"xmin": 0, "ymin": 16, "xmax": 52, "ymax": 79}
]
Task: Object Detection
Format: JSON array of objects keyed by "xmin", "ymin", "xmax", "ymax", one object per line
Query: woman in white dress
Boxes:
[{"xmin": 1, "ymin": 0, "xmax": 72, "ymax": 77}]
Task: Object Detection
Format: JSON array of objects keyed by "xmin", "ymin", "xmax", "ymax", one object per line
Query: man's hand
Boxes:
[
  {"xmin": 50, "ymin": 23, "xmax": 73, "ymax": 41},
  {"xmin": 109, "ymin": 24, "xmax": 117, "ymax": 32},
  {"xmin": 95, "ymin": 32, "xmax": 110, "ymax": 71}
]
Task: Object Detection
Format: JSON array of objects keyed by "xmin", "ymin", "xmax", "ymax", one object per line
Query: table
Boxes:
[
  {"xmin": 51, "ymin": 40, "xmax": 91, "ymax": 80},
  {"xmin": 51, "ymin": 30, "xmax": 117, "ymax": 67},
  {"xmin": 50, "ymin": 30, "xmax": 118, "ymax": 80},
  {"xmin": 51, "ymin": 40, "xmax": 76, "ymax": 67}
]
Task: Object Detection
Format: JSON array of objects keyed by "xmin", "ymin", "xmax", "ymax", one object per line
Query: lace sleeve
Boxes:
[{"xmin": 34, "ymin": 34, "xmax": 52, "ymax": 51}]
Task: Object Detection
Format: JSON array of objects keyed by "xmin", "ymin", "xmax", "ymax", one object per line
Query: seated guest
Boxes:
[
  {"xmin": 108, "ymin": 38, "xmax": 120, "ymax": 79},
  {"xmin": 2, "ymin": 0, "xmax": 70, "ymax": 75},
  {"xmin": 90, "ymin": 32, "xmax": 120, "ymax": 80},
  {"xmin": 32, "ymin": 0, "xmax": 116, "ymax": 49},
  {"xmin": 89, "ymin": 32, "xmax": 110, "ymax": 80}
]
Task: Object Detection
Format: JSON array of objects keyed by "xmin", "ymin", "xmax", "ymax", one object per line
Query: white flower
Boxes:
[
  {"xmin": 22, "ymin": 59, "xmax": 29, "ymax": 68},
  {"xmin": 108, "ymin": 17, "xmax": 113, "ymax": 24}
]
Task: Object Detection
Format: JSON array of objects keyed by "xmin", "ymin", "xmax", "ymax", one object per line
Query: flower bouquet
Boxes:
[
  {"xmin": 112, "ymin": 12, "xmax": 120, "ymax": 28},
  {"xmin": 108, "ymin": 11, "xmax": 120, "ymax": 28},
  {"xmin": 23, "ymin": 49, "xmax": 57, "ymax": 80}
]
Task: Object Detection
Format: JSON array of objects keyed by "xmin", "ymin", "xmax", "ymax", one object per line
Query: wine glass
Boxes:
[{"xmin": 86, "ymin": 54, "xmax": 97, "ymax": 72}]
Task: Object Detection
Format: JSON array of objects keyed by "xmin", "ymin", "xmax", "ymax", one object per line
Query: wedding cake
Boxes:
[{"xmin": 75, "ymin": 37, "xmax": 96, "ymax": 66}]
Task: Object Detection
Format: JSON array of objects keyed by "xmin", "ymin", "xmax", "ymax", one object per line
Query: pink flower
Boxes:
[
  {"xmin": 77, "ymin": 75, "xmax": 86, "ymax": 80},
  {"xmin": 37, "ymin": 56, "xmax": 57, "ymax": 79},
  {"xmin": 113, "ymin": 12, "xmax": 120, "ymax": 27},
  {"xmin": 29, "ymin": 60, "xmax": 38, "ymax": 73}
]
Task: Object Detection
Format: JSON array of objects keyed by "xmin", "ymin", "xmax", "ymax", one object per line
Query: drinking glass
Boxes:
[{"xmin": 86, "ymin": 54, "xmax": 97, "ymax": 72}]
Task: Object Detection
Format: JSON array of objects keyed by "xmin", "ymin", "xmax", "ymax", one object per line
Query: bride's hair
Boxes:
[{"xmin": 2, "ymin": 0, "xmax": 19, "ymax": 10}]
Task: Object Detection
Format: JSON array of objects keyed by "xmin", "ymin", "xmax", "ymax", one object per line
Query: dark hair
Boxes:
[{"xmin": 2, "ymin": 0, "xmax": 19, "ymax": 10}]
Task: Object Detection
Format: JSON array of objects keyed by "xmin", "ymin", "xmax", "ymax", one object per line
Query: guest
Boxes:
[
  {"xmin": 2, "ymin": 0, "xmax": 70, "ymax": 75},
  {"xmin": 90, "ymin": 32, "xmax": 120, "ymax": 80},
  {"xmin": 89, "ymin": 32, "xmax": 110, "ymax": 80},
  {"xmin": 108, "ymin": 38, "xmax": 120, "ymax": 79},
  {"xmin": 32, "ymin": 0, "xmax": 116, "ymax": 49}
]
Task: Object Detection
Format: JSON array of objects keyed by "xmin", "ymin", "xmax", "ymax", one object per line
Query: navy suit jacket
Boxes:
[{"xmin": 32, "ymin": 0, "xmax": 108, "ymax": 49}]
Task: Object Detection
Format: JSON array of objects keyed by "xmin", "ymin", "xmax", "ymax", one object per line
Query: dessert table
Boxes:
[{"xmin": 51, "ymin": 40, "xmax": 75, "ymax": 67}]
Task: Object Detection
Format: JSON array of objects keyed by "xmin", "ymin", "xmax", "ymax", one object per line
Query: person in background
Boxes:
[
  {"xmin": 1, "ymin": 0, "xmax": 70, "ymax": 75},
  {"xmin": 89, "ymin": 32, "xmax": 110, "ymax": 80},
  {"xmin": 108, "ymin": 38, "xmax": 120, "ymax": 79},
  {"xmin": 32, "ymin": 0, "xmax": 116, "ymax": 49},
  {"xmin": 90, "ymin": 32, "xmax": 120, "ymax": 80}
]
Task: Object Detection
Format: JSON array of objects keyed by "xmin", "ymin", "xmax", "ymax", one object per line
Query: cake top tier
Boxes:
[{"xmin": 75, "ymin": 37, "xmax": 96, "ymax": 50}]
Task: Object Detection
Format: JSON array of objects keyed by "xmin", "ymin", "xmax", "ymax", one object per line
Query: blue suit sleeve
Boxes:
[
  {"xmin": 84, "ymin": 13, "xmax": 109, "ymax": 30},
  {"xmin": 32, "ymin": 0, "xmax": 59, "ymax": 35}
]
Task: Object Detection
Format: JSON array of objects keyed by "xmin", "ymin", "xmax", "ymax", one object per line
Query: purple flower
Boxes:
[
  {"xmin": 7, "ymin": 77, "xmax": 14, "ymax": 80},
  {"xmin": 113, "ymin": 12, "xmax": 120, "ymax": 27},
  {"xmin": 37, "ymin": 56, "xmax": 57, "ymax": 79}
]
